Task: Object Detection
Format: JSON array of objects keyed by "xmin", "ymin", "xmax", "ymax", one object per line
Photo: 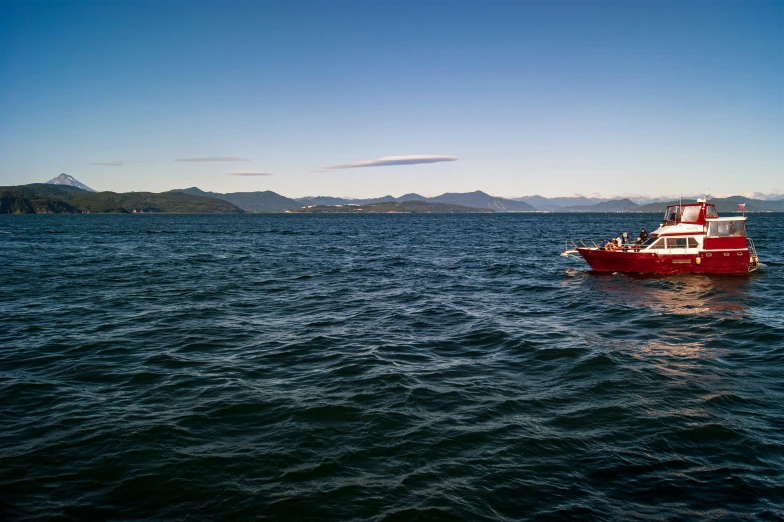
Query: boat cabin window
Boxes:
[
  {"xmin": 664, "ymin": 205, "xmax": 701, "ymax": 223},
  {"xmin": 664, "ymin": 237, "xmax": 698, "ymax": 248},
  {"xmin": 705, "ymin": 206, "xmax": 718, "ymax": 218},
  {"xmin": 647, "ymin": 238, "xmax": 666, "ymax": 249},
  {"xmin": 707, "ymin": 220, "xmax": 745, "ymax": 237},
  {"xmin": 664, "ymin": 206, "xmax": 681, "ymax": 222},
  {"xmin": 641, "ymin": 236, "xmax": 658, "ymax": 248},
  {"xmin": 681, "ymin": 206, "xmax": 701, "ymax": 222}
]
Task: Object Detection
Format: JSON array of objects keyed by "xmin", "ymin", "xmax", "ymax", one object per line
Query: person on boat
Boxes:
[
  {"xmin": 622, "ymin": 231, "xmax": 630, "ymax": 249},
  {"xmin": 635, "ymin": 237, "xmax": 642, "ymax": 251},
  {"xmin": 616, "ymin": 236, "xmax": 623, "ymax": 248},
  {"xmin": 600, "ymin": 239, "xmax": 609, "ymax": 250},
  {"xmin": 729, "ymin": 221, "xmax": 737, "ymax": 236},
  {"xmin": 640, "ymin": 228, "xmax": 649, "ymax": 242}
]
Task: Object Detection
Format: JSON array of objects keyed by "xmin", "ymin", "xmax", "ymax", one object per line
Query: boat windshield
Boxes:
[
  {"xmin": 664, "ymin": 205, "xmax": 701, "ymax": 223},
  {"xmin": 664, "ymin": 206, "xmax": 681, "ymax": 222},
  {"xmin": 681, "ymin": 206, "xmax": 701, "ymax": 222}
]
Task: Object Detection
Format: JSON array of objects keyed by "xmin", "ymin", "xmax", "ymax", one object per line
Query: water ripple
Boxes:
[{"xmin": 1, "ymin": 213, "xmax": 783, "ymax": 521}]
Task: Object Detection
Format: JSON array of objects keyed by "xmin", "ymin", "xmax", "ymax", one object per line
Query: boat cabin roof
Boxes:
[{"xmin": 707, "ymin": 216, "xmax": 746, "ymax": 222}]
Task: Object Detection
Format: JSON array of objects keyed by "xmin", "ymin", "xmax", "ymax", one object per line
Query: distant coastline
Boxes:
[
  {"xmin": 2, "ymin": 176, "xmax": 783, "ymax": 215},
  {"xmin": 287, "ymin": 201, "xmax": 494, "ymax": 214}
]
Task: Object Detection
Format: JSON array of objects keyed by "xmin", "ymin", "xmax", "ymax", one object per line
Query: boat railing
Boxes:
[
  {"xmin": 562, "ymin": 239, "xmax": 603, "ymax": 257},
  {"xmin": 561, "ymin": 240, "xmax": 576, "ymax": 257},
  {"xmin": 588, "ymin": 240, "xmax": 648, "ymax": 252},
  {"xmin": 748, "ymin": 238, "xmax": 760, "ymax": 272},
  {"xmin": 569, "ymin": 239, "xmax": 598, "ymax": 249},
  {"xmin": 568, "ymin": 239, "xmax": 654, "ymax": 251}
]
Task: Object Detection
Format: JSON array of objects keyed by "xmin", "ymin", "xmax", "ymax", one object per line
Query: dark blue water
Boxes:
[{"xmin": 2, "ymin": 213, "xmax": 783, "ymax": 521}]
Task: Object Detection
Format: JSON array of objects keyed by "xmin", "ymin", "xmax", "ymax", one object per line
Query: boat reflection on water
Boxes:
[
  {"xmin": 565, "ymin": 269, "xmax": 751, "ymax": 317},
  {"xmin": 565, "ymin": 270, "xmax": 752, "ymax": 363}
]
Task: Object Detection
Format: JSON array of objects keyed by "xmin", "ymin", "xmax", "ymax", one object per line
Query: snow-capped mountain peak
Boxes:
[{"xmin": 45, "ymin": 173, "xmax": 96, "ymax": 192}]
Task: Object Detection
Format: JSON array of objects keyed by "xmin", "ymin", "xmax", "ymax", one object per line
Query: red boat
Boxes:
[{"xmin": 564, "ymin": 199, "xmax": 761, "ymax": 274}]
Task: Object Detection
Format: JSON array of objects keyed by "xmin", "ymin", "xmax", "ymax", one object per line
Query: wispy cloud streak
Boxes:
[
  {"xmin": 176, "ymin": 157, "xmax": 250, "ymax": 162},
  {"xmin": 322, "ymin": 155, "xmax": 458, "ymax": 170},
  {"xmin": 227, "ymin": 171, "xmax": 274, "ymax": 176},
  {"xmin": 92, "ymin": 161, "xmax": 123, "ymax": 167}
]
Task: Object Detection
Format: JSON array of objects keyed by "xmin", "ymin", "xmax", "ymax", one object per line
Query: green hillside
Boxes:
[
  {"xmin": 0, "ymin": 184, "xmax": 244, "ymax": 214},
  {"xmin": 0, "ymin": 189, "xmax": 81, "ymax": 214},
  {"xmin": 430, "ymin": 190, "xmax": 535, "ymax": 211},
  {"xmin": 172, "ymin": 187, "xmax": 303, "ymax": 212},
  {"xmin": 556, "ymin": 198, "xmax": 640, "ymax": 212}
]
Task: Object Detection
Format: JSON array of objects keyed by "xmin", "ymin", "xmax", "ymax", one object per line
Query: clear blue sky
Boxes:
[{"xmin": 1, "ymin": 0, "xmax": 781, "ymax": 198}]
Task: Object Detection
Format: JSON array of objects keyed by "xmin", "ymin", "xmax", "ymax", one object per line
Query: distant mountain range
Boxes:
[
  {"xmin": 513, "ymin": 195, "xmax": 608, "ymax": 210},
  {"xmin": 516, "ymin": 193, "xmax": 784, "ymax": 209},
  {"xmin": 168, "ymin": 188, "xmax": 784, "ymax": 213},
  {"xmin": 3, "ymin": 174, "xmax": 783, "ymax": 214},
  {"xmin": 289, "ymin": 201, "xmax": 495, "ymax": 214},
  {"xmin": 634, "ymin": 197, "xmax": 784, "ymax": 213},
  {"xmin": 172, "ymin": 187, "xmax": 301, "ymax": 212},
  {"xmin": 737, "ymin": 192, "xmax": 784, "ymax": 201},
  {"xmin": 171, "ymin": 188, "xmax": 537, "ymax": 212}
]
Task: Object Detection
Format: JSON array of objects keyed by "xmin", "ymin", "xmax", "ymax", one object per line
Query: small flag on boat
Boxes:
[{"xmin": 738, "ymin": 203, "xmax": 746, "ymax": 210}]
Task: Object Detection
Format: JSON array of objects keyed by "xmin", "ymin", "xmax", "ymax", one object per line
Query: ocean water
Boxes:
[{"xmin": 1, "ymin": 213, "xmax": 783, "ymax": 521}]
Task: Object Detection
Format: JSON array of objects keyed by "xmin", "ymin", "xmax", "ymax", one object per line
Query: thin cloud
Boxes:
[
  {"xmin": 322, "ymin": 155, "xmax": 458, "ymax": 170},
  {"xmin": 176, "ymin": 157, "xmax": 250, "ymax": 162},
  {"xmin": 227, "ymin": 171, "xmax": 274, "ymax": 176},
  {"xmin": 92, "ymin": 161, "xmax": 123, "ymax": 167}
]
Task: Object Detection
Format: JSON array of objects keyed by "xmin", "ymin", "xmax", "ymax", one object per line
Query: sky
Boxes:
[{"xmin": 0, "ymin": 0, "xmax": 782, "ymax": 198}]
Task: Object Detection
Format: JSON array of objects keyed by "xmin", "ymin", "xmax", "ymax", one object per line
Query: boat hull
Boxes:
[{"xmin": 577, "ymin": 248, "xmax": 750, "ymax": 275}]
